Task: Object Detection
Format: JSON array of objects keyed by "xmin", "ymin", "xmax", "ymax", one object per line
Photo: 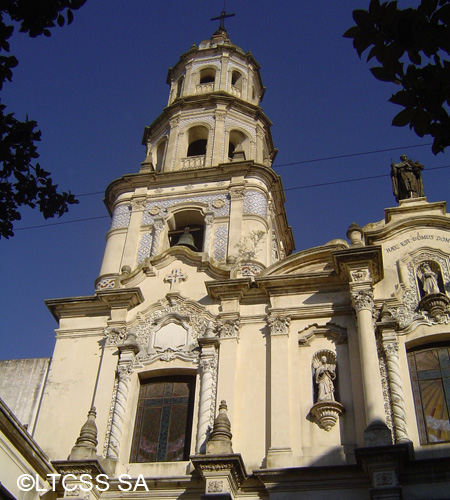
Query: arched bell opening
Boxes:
[
  {"xmin": 176, "ymin": 76, "xmax": 184, "ymax": 98},
  {"xmin": 231, "ymin": 70, "xmax": 243, "ymax": 98},
  {"xmin": 228, "ymin": 129, "xmax": 249, "ymax": 161},
  {"xmin": 196, "ymin": 67, "xmax": 216, "ymax": 95},
  {"xmin": 155, "ymin": 139, "xmax": 168, "ymax": 172},
  {"xmin": 182, "ymin": 126, "xmax": 208, "ymax": 169},
  {"xmin": 167, "ymin": 209, "xmax": 205, "ymax": 252}
]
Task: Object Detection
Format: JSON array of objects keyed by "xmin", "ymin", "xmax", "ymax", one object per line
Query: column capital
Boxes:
[{"xmin": 351, "ymin": 289, "xmax": 374, "ymax": 313}]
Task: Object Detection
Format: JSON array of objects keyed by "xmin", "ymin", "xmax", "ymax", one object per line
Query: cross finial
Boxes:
[
  {"xmin": 164, "ymin": 268, "xmax": 188, "ymax": 291},
  {"xmin": 211, "ymin": 9, "xmax": 235, "ymax": 31}
]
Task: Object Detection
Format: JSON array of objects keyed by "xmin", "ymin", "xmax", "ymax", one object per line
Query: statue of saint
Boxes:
[
  {"xmin": 418, "ymin": 262, "xmax": 441, "ymax": 295},
  {"xmin": 315, "ymin": 355, "xmax": 336, "ymax": 402},
  {"xmin": 391, "ymin": 155, "xmax": 425, "ymax": 202}
]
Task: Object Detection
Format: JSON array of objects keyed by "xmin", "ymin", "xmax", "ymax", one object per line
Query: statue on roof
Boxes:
[{"xmin": 391, "ymin": 154, "xmax": 425, "ymax": 202}]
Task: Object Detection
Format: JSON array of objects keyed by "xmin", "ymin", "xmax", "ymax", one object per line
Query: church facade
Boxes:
[{"xmin": 1, "ymin": 25, "xmax": 450, "ymax": 500}]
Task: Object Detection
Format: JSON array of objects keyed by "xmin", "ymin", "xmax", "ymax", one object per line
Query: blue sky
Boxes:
[{"xmin": 1, "ymin": 0, "xmax": 448, "ymax": 360}]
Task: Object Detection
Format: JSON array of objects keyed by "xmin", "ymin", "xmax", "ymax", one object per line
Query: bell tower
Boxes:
[{"xmin": 96, "ymin": 25, "xmax": 294, "ymax": 288}]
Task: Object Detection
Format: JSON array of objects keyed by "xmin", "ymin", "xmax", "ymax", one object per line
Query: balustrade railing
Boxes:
[
  {"xmin": 181, "ymin": 155, "xmax": 206, "ymax": 169},
  {"xmin": 196, "ymin": 83, "xmax": 214, "ymax": 94}
]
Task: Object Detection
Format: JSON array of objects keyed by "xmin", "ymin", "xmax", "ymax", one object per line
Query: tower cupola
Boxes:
[{"xmin": 142, "ymin": 28, "xmax": 275, "ymax": 173}]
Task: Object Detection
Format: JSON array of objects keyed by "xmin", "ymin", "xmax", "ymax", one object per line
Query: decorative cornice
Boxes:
[
  {"xmin": 191, "ymin": 453, "xmax": 247, "ymax": 489},
  {"xmin": 332, "ymin": 246, "xmax": 384, "ymax": 284},
  {"xmin": 97, "ymin": 288, "xmax": 144, "ymax": 310}
]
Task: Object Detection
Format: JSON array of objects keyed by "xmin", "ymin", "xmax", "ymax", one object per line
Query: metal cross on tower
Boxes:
[{"xmin": 211, "ymin": 9, "xmax": 235, "ymax": 30}]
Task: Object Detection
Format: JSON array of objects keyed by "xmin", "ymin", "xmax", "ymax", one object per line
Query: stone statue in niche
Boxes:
[
  {"xmin": 310, "ymin": 350, "xmax": 344, "ymax": 431},
  {"xmin": 390, "ymin": 155, "xmax": 424, "ymax": 202},
  {"xmin": 314, "ymin": 355, "xmax": 336, "ymax": 402},
  {"xmin": 417, "ymin": 262, "xmax": 441, "ymax": 295},
  {"xmin": 416, "ymin": 261, "xmax": 450, "ymax": 321}
]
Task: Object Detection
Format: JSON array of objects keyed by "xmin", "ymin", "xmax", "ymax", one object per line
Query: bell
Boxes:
[{"xmin": 174, "ymin": 227, "xmax": 198, "ymax": 251}]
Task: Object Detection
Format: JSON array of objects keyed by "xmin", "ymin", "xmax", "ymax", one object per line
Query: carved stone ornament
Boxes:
[
  {"xmin": 268, "ymin": 315, "xmax": 291, "ymax": 336},
  {"xmin": 351, "ymin": 289, "xmax": 374, "ymax": 312},
  {"xmin": 212, "ymin": 198, "xmax": 225, "ymax": 209},
  {"xmin": 218, "ymin": 319, "xmax": 240, "ymax": 338},
  {"xmin": 419, "ymin": 292, "xmax": 450, "ymax": 321},
  {"xmin": 207, "ymin": 481, "xmax": 224, "ymax": 493},
  {"xmin": 229, "ymin": 186, "xmax": 245, "ymax": 200},
  {"xmin": 104, "ymin": 327, "xmax": 126, "ymax": 346},
  {"xmin": 310, "ymin": 401, "xmax": 344, "ymax": 432},
  {"xmin": 350, "ymin": 269, "xmax": 369, "ymax": 282},
  {"xmin": 132, "ymin": 295, "xmax": 215, "ymax": 365},
  {"xmin": 148, "ymin": 205, "xmax": 161, "ymax": 216}
]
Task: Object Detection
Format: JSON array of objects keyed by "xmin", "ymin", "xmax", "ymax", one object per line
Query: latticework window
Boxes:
[
  {"xmin": 130, "ymin": 376, "xmax": 195, "ymax": 462},
  {"xmin": 408, "ymin": 345, "xmax": 450, "ymax": 444}
]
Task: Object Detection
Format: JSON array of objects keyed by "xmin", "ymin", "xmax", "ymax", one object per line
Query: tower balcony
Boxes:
[
  {"xmin": 231, "ymin": 85, "xmax": 241, "ymax": 98},
  {"xmin": 196, "ymin": 82, "xmax": 214, "ymax": 94},
  {"xmin": 181, "ymin": 155, "xmax": 206, "ymax": 169}
]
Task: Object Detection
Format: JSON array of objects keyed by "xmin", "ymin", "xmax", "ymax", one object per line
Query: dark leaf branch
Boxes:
[
  {"xmin": 344, "ymin": 0, "xmax": 450, "ymax": 154},
  {"xmin": 0, "ymin": 1, "xmax": 85, "ymax": 238}
]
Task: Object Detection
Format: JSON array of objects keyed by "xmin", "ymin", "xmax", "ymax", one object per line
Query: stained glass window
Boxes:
[
  {"xmin": 408, "ymin": 345, "xmax": 450, "ymax": 444},
  {"xmin": 130, "ymin": 376, "xmax": 195, "ymax": 462}
]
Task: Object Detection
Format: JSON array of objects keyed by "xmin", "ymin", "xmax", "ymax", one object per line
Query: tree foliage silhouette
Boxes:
[
  {"xmin": 344, "ymin": 0, "xmax": 450, "ymax": 155},
  {"xmin": 0, "ymin": 0, "xmax": 85, "ymax": 238}
]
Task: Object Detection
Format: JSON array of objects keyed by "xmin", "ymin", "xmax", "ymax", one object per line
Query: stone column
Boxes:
[
  {"xmin": 203, "ymin": 214, "xmax": 214, "ymax": 257},
  {"xmin": 106, "ymin": 332, "xmax": 139, "ymax": 460},
  {"xmin": 227, "ymin": 184, "xmax": 245, "ymax": 261},
  {"xmin": 267, "ymin": 315, "xmax": 293, "ymax": 468},
  {"xmin": 351, "ymin": 287, "xmax": 391, "ymax": 445},
  {"xmin": 196, "ymin": 334, "xmax": 219, "ymax": 454},
  {"xmin": 166, "ymin": 116, "xmax": 181, "ymax": 171},
  {"xmin": 212, "ymin": 109, "xmax": 227, "ymax": 165},
  {"xmin": 120, "ymin": 197, "xmax": 146, "ymax": 270},
  {"xmin": 150, "ymin": 218, "xmax": 164, "ymax": 257},
  {"xmin": 377, "ymin": 310, "xmax": 410, "ymax": 443}
]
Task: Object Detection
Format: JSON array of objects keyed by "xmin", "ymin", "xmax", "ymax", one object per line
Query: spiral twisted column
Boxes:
[
  {"xmin": 106, "ymin": 332, "xmax": 139, "ymax": 460},
  {"xmin": 375, "ymin": 306, "xmax": 411, "ymax": 444},
  {"xmin": 107, "ymin": 362, "xmax": 133, "ymax": 459},
  {"xmin": 196, "ymin": 336, "xmax": 219, "ymax": 454}
]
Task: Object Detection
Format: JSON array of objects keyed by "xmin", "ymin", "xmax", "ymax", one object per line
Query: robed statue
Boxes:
[{"xmin": 391, "ymin": 155, "xmax": 425, "ymax": 202}]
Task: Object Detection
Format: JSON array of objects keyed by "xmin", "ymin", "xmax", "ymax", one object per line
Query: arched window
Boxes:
[
  {"xmin": 231, "ymin": 70, "xmax": 242, "ymax": 89},
  {"xmin": 155, "ymin": 139, "xmax": 167, "ymax": 172},
  {"xmin": 130, "ymin": 375, "xmax": 195, "ymax": 462},
  {"xmin": 186, "ymin": 126, "xmax": 208, "ymax": 157},
  {"xmin": 408, "ymin": 344, "xmax": 450, "ymax": 444},
  {"xmin": 200, "ymin": 68, "xmax": 215, "ymax": 84},
  {"xmin": 228, "ymin": 129, "xmax": 248, "ymax": 161},
  {"xmin": 176, "ymin": 76, "xmax": 184, "ymax": 98}
]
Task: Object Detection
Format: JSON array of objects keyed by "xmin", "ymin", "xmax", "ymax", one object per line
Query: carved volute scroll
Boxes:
[{"xmin": 309, "ymin": 350, "xmax": 344, "ymax": 431}]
